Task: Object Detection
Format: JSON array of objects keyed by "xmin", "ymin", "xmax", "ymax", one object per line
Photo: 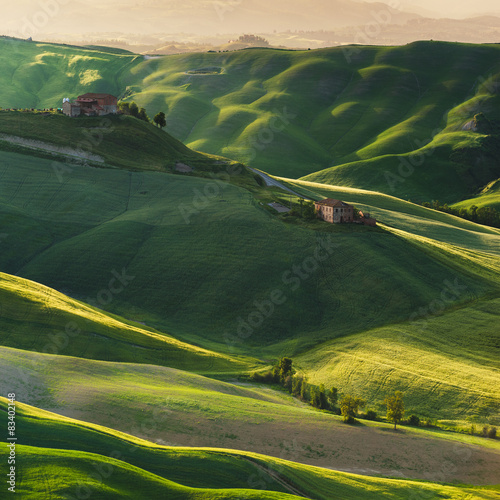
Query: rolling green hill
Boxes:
[
  {"xmin": 3, "ymin": 398, "xmax": 499, "ymax": 499},
  {"xmin": 2, "ymin": 38, "xmax": 500, "ymax": 203},
  {"xmin": 0, "ymin": 149, "xmax": 498, "ymax": 424},
  {"xmin": 0, "ymin": 37, "xmax": 138, "ymax": 108},
  {"xmin": 1, "ymin": 38, "xmax": 500, "ymax": 497},
  {"xmin": 0, "ymin": 110, "xmax": 235, "ymax": 173},
  {"xmin": 0, "ymin": 271, "xmax": 254, "ymax": 374},
  {"xmin": 1, "ymin": 346, "xmax": 500, "ymax": 484},
  {"xmin": 1, "ymin": 148, "xmax": 497, "ymax": 357},
  {"xmin": 452, "ymin": 178, "xmax": 500, "ymax": 211}
]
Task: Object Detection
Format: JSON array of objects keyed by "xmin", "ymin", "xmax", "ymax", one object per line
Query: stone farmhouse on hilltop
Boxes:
[
  {"xmin": 314, "ymin": 198, "xmax": 377, "ymax": 226},
  {"xmin": 62, "ymin": 93, "xmax": 118, "ymax": 117},
  {"xmin": 314, "ymin": 198, "xmax": 354, "ymax": 223}
]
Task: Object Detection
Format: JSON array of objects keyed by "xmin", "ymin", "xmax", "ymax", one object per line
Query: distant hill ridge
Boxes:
[{"xmin": 1, "ymin": 38, "xmax": 500, "ymax": 204}]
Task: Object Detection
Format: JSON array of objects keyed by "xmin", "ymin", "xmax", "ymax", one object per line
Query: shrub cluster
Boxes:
[
  {"xmin": 421, "ymin": 200, "xmax": 500, "ymax": 228},
  {"xmin": 118, "ymin": 101, "xmax": 149, "ymax": 122}
]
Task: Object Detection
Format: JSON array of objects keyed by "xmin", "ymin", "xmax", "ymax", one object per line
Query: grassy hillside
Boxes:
[
  {"xmin": 452, "ymin": 178, "xmax": 500, "ymax": 210},
  {"xmin": 0, "ymin": 37, "xmax": 138, "ymax": 108},
  {"xmin": 279, "ymin": 177, "xmax": 500, "ymax": 239},
  {"xmin": 0, "ymin": 149, "xmax": 497, "ymax": 358},
  {"xmin": 15, "ymin": 445, "xmax": 300, "ymax": 499},
  {"xmin": 296, "ymin": 297, "xmax": 500, "ymax": 423},
  {"xmin": 2, "ymin": 38, "xmax": 500, "ymax": 202},
  {"xmin": 0, "ymin": 272, "xmax": 251, "ymax": 374},
  {"xmin": 111, "ymin": 42, "xmax": 500, "ymax": 203},
  {"xmin": 3, "ymin": 398, "xmax": 499, "ymax": 498},
  {"xmin": 1, "ymin": 39, "xmax": 500, "ymax": 497},
  {"xmin": 3, "ymin": 347, "xmax": 500, "ymax": 484},
  {"xmin": 0, "ymin": 110, "xmax": 233, "ymax": 172}
]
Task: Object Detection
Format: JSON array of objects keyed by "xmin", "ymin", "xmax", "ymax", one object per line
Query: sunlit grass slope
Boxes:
[
  {"xmin": 0, "ymin": 150, "xmax": 496, "ymax": 358},
  {"xmin": 15, "ymin": 446, "xmax": 300, "ymax": 500},
  {"xmin": 452, "ymin": 178, "xmax": 500, "ymax": 211},
  {"xmin": 278, "ymin": 177, "xmax": 500, "ymax": 258},
  {"xmin": 0, "ymin": 272, "xmax": 250, "ymax": 374},
  {"xmin": 1, "ymin": 348, "xmax": 499, "ymax": 484},
  {"xmin": 0, "ymin": 37, "xmax": 138, "ymax": 108},
  {"xmin": 2, "ymin": 398, "xmax": 499, "ymax": 498},
  {"xmin": 118, "ymin": 41, "xmax": 500, "ymax": 202},
  {"xmin": 296, "ymin": 296, "xmax": 500, "ymax": 423},
  {"xmin": 2, "ymin": 38, "xmax": 500, "ymax": 202}
]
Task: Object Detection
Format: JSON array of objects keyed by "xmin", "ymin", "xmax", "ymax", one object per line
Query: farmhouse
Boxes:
[
  {"xmin": 62, "ymin": 93, "xmax": 118, "ymax": 117},
  {"xmin": 314, "ymin": 198, "xmax": 354, "ymax": 224}
]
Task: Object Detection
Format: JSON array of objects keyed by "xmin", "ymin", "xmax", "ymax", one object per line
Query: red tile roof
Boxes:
[
  {"xmin": 78, "ymin": 93, "xmax": 117, "ymax": 100},
  {"xmin": 314, "ymin": 198, "xmax": 352, "ymax": 208}
]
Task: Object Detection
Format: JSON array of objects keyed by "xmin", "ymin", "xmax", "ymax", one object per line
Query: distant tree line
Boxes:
[
  {"xmin": 421, "ymin": 200, "xmax": 500, "ymax": 228},
  {"xmin": 251, "ymin": 358, "xmax": 403, "ymax": 428},
  {"xmin": 250, "ymin": 358, "xmax": 498, "ymax": 437},
  {"xmin": 236, "ymin": 34, "xmax": 270, "ymax": 46}
]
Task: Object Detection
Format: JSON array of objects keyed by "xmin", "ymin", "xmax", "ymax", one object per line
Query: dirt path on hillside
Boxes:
[
  {"xmin": 243, "ymin": 458, "xmax": 312, "ymax": 498},
  {"xmin": 0, "ymin": 133, "xmax": 105, "ymax": 163}
]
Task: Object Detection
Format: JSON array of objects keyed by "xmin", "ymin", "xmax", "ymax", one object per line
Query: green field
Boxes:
[
  {"xmin": 0, "ymin": 149, "xmax": 498, "ymax": 426},
  {"xmin": 1, "ymin": 38, "xmax": 500, "ymax": 497},
  {"xmin": 3, "ymin": 346, "xmax": 500, "ymax": 485},
  {"xmin": 2, "ymin": 398, "xmax": 499, "ymax": 499},
  {"xmin": 2, "ymin": 38, "xmax": 500, "ymax": 203},
  {"xmin": 0, "ymin": 147, "xmax": 497, "ymax": 356},
  {"xmin": 0, "ymin": 271, "xmax": 253, "ymax": 374},
  {"xmin": 452, "ymin": 178, "xmax": 500, "ymax": 211}
]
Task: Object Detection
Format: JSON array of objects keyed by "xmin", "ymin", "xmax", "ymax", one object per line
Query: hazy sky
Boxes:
[
  {"xmin": 370, "ymin": 0, "xmax": 500, "ymax": 18},
  {"xmin": 2, "ymin": 0, "xmax": 500, "ymax": 38}
]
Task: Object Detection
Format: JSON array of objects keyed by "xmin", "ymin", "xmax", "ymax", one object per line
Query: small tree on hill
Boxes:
[
  {"xmin": 385, "ymin": 391, "xmax": 405, "ymax": 430},
  {"xmin": 300, "ymin": 378, "xmax": 309, "ymax": 402},
  {"xmin": 138, "ymin": 107, "xmax": 149, "ymax": 122},
  {"xmin": 278, "ymin": 357, "xmax": 294, "ymax": 383},
  {"xmin": 118, "ymin": 101, "xmax": 130, "ymax": 114},
  {"xmin": 310, "ymin": 384, "xmax": 328, "ymax": 410},
  {"xmin": 291, "ymin": 375, "xmax": 303, "ymax": 397},
  {"xmin": 154, "ymin": 111, "xmax": 167, "ymax": 129},
  {"xmin": 129, "ymin": 102, "xmax": 139, "ymax": 117},
  {"xmin": 118, "ymin": 101, "xmax": 143, "ymax": 120},
  {"xmin": 339, "ymin": 394, "xmax": 365, "ymax": 423}
]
